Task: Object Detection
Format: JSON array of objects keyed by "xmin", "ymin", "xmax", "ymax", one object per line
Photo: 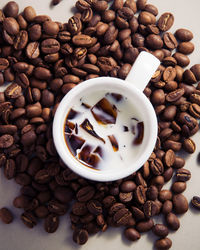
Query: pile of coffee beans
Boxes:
[{"xmin": 0, "ymin": 0, "xmax": 200, "ymax": 249}]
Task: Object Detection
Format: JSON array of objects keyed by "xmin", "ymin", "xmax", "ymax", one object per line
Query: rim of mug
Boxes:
[{"xmin": 53, "ymin": 77, "xmax": 158, "ymax": 182}]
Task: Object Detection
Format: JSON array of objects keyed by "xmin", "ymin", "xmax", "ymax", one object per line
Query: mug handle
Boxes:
[{"xmin": 125, "ymin": 51, "xmax": 160, "ymax": 92}]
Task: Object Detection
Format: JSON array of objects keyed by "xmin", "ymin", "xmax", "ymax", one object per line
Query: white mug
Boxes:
[{"xmin": 53, "ymin": 52, "xmax": 160, "ymax": 182}]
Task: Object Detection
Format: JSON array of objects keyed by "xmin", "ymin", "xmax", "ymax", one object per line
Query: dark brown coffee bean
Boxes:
[
  {"xmin": 0, "ymin": 58, "xmax": 9, "ymax": 70},
  {"xmin": 54, "ymin": 186, "xmax": 74, "ymax": 204},
  {"xmin": 171, "ymin": 182, "xmax": 186, "ymax": 194},
  {"xmin": 0, "ymin": 125, "xmax": 17, "ymax": 135},
  {"xmin": 21, "ymin": 130, "xmax": 37, "ymax": 146},
  {"xmin": 13, "ymin": 62, "xmax": 29, "ymax": 73},
  {"xmin": 146, "ymin": 34, "xmax": 163, "ymax": 49},
  {"xmin": 48, "ymin": 200, "xmax": 68, "ymax": 215},
  {"xmin": 41, "ymin": 39, "xmax": 60, "ymax": 54},
  {"xmin": 163, "ymin": 149, "xmax": 175, "ymax": 167},
  {"xmin": 15, "ymin": 173, "xmax": 31, "ymax": 186},
  {"xmin": 136, "ymin": 219, "xmax": 154, "ymax": 232},
  {"xmin": 162, "ymin": 200, "xmax": 173, "ymax": 214},
  {"xmin": 173, "ymin": 52, "xmax": 190, "ymax": 67},
  {"xmin": 26, "ymin": 42, "xmax": 40, "ymax": 59},
  {"xmin": 68, "ymin": 16, "xmax": 82, "ymax": 35},
  {"xmin": 163, "ymin": 167, "xmax": 173, "ymax": 182},
  {"xmin": 191, "ymin": 196, "xmax": 200, "ymax": 210},
  {"xmin": 14, "ymin": 30, "xmax": 28, "ymax": 51},
  {"xmin": 159, "ymin": 190, "xmax": 172, "ymax": 202},
  {"xmin": 44, "ymin": 213, "xmax": 59, "ymax": 233},
  {"xmin": 152, "ymin": 224, "xmax": 169, "ymax": 238},
  {"xmin": 3, "ymin": 17, "xmax": 19, "ymax": 35},
  {"xmin": 73, "ymin": 228, "xmax": 88, "ymax": 245},
  {"xmin": 92, "ymin": 0, "xmax": 108, "ymax": 12},
  {"xmin": 182, "ymin": 138, "xmax": 196, "ymax": 153},
  {"xmin": 0, "ymin": 134, "xmax": 14, "ymax": 149},
  {"xmin": 138, "ymin": 11, "xmax": 156, "ymax": 25},
  {"xmin": 104, "ymin": 25, "xmax": 118, "ymax": 45},
  {"xmin": 175, "ymin": 28, "xmax": 193, "ymax": 42},
  {"xmin": 143, "ymin": 200, "xmax": 157, "ymax": 218},
  {"xmin": 23, "ymin": 6, "xmax": 36, "ymax": 22},
  {"xmin": 86, "ymin": 199, "xmax": 102, "ymax": 215},
  {"xmin": 176, "ymin": 168, "xmax": 191, "ymax": 182},
  {"xmin": 72, "ymin": 202, "xmax": 87, "ymax": 216},
  {"xmin": 165, "ymin": 212, "xmax": 180, "ymax": 230},
  {"xmin": 155, "ymin": 237, "xmax": 172, "ymax": 250},
  {"xmin": 5, "ymin": 83, "xmax": 22, "ymax": 99},
  {"xmin": 21, "ymin": 211, "xmax": 37, "ymax": 228},
  {"xmin": 3, "ymin": 1, "xmax": 19, "ymax": 18},
  {"xmin": 158, "ymin": 12, "xmax": 174, "ymax": 31},
  {"xmin": 146, "ymin": 185, "xmax": 158, "ymax": 201},
  {"xmin": 177, "ymin": 41, "xmax": 194, "ymax": 55},
  {"xmin": 34, "ymin": 206, "xmax": 49, "ymax": 218},
  {"xmin": 163, "ymin": 140, "xmax": 182, "ymax": 152},
  {"xmin": 151, "ymin": 89, "xmax": 165, "ymax": 105},
  {"xmin": 0, "ymin": 207, "xmax": 13, "ymax": 224},
  {"xmin": 76, "ymin": 186, "xmax": 95, "ymax": 202},
  {"xmin": 109, "ymin": 202, "xmax": 125, "ymax": 216},
  {"xmin": 113, "ymin": 207, "xmax": 132, "ymax": 226},
  {"xmin": 136, "ymin": 0, "xmax": 147, "ymax": 10},
  {"xmin": 150, "ymin": 158, "xmax": 164, "ymax": 175},
  {"xmin": 135, "ymin": 185, "xmax": 146, "ymax": 204},
  {"xmin": 124, "ymin": 227, "xmax": 140, "ymax": 241},
  {"xmin": 163, "ymin": 32, "xmax": 178, "ymax": 50},
  {"xmin": 120, "ymin": 180, "xmax": 136, "ymax": 192},
  {"xmin": 173, "ymin": 194, "xmax": 188, "ymax": 214},
  {"xmin": 35, "ymin": 169, "xmax": 51, "ymax": 184},
  {"xmin": 163, "ymin": 66, "xmax": 176, "ymax": 82}
]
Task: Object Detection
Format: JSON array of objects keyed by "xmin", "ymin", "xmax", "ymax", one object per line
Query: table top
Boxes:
[{"xmin": 0, "ymin": 0, "xmax": 200, "ymax": 250}]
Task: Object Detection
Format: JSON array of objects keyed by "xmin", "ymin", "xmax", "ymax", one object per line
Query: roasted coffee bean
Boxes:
[
  {"xmin": 120, "ymin": 180, "xmax": 136, "ymax": 192},
  {"xmin": 171, "ymin": 182, "xmax": 186, "ymax": 194},
  {"xmin": 68, "ymin": 16, "xmax": 82, "ymax": 35},
  {"xmin": 158, "ymin": 12, "xmax": 174, "ymax": 31},
  {"xmin": 72, "ymin": 202, "xmax": 87, "ymax": 216},
  {"xmin": 175, "ymin": 28, "xmax": 193, "ymax": 42},
  {"xmin": 173, "ymin": 194, "xmax": 188, "ymax": 214},
  {"xmin": 0, "ymin": 134, "xmax": 14, "ymax": 149},
  {"xmin": 136, "ymin": 219, "xmax": 154, "ymax": 232},
  {"xmin": 86, "ymin": 200, "xmax": 102, "ymax": 215},
  {"xmin": 150, "ymin": 158, "xmax": 164, "ymax": 175},
  {"xmin": 35, "ymin": 169, "xmax": 51, "ymax": 184},
  {"xmin": 23, "ymin": 6, "xmax": 36, "ymax": 22},
  {"xmin": 146, "ymin": 34, "xmax": 163, "ymax": 49},
  {"xmin": 3, "ymin": 1, "xmax": 19, "ymax": 18},
  {"xmin": 41, "ymin": 39, "xmax": 60, "ymax": 54},
  {"xmin": 151, "ymin": 89, "xmax": 165, "ymax": 105},
  {"xmin": 163, "ymin": 167, "xmax": 173, "ymax": 182},
  {"xmin": 3, "ymin": 17, "xmax": 19, "ymax": 35},
  {"xmin": 15, "ymin": 173, "xmax": 31, "ymax": 186},
  {"xmin": 44, "ymin": 213, "xmax": 59, "ymax": 233},
  {"xmin": 104, "ymin": 25, "xmax": 118, "ymax": 45},
  {"xmin": 21, "ymin": 130, "xmax": 37, "ymax": 146},
  {"xmin": 54, "ymin": 186, "xmax": 74, "ymax": 204},
  {"xmin": 21, "ymin": 211, "xmax": 37, "ymax": 228},
  {"xmin": 4, "ymin": 159, "xmax": 16, "ymax": 180},
  {"xmin": 159, "ymin": 190, "xmax": 172, "ymax": 202},
  {"xmin": 163, "ymin": 32, "xmax": 178, "ymax": 50},
  {"xmin": 191, "ymin": 196, "xmax": 200, "ymax": 210},
  {"xmin": 182, "ymin": 138, "xmax": 196, "ymax": 153},
  {"xmin": 135, "ymin": 185, "xmax": 146, "ymax": 204},
  {"xmin": 0, "ymin": 207, "xmax": 13, "ymax": 224},
  {"xmin": 143, "ymin": 200, "xmax": 157, "ymax": 218},
  {"xmin": 173, "ymin": 52, "xmax": 190, "ymax": 67},
  {"xmin": 152, "ymin": 224, "xmax": 169, "ymax": 238},
  {"xmin": 176, "ymin": 168, "xmax": 191, "ymax": 182},
  {"xmin": 163, "ymin": 149, "xmax": 175, "ymax": 167},
  {"xmin": 109, "ymin": 203, "xmax": 125, "ymax": 215},
  {"xmin": 113, "ymin": 207, "xmax": 132, "ymax": 226},
  {"xmin": 124, "ymin": 227, "xmax": 140, "ymax": 241},
  {"xmin": 0, "ymin": 58, "xmax": 9, "ymax": 70},
  {"xmin": 165, "ymin": 212, "xmax": 180, "ymax": 230},
  {"xmin": 138, "ymin": 11, "xmax": 156, "ymax": 25},
  {"xmin": 155, "ymin": 237, "xmax": 172, "ymax": 250},
  {"xmin": 73, "ymin": 228, "xmax": 88, "ymax": 245},
  {"xmin": 146, "ymin": 185, "xmax": 158, "ymax": 201},
  {"xmin": 162, "ymin": 200, "xmax": 173, "ymax": 214},
  {"xmin": 76, "ymin": 186, "xmax": 95, "ymax": 202},
  {"xmin": 48, "ymin": 200, "xmax": 68, "ymax": 215}
]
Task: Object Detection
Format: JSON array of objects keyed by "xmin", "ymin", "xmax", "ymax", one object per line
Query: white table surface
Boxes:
[{"xmin": 0, "ymin": 0, "xmax": 200, "ymax": 250}]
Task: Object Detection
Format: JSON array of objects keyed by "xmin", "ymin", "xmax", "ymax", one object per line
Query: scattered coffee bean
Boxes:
[
  {"xmin": 191, "ymin": 196, "xmax": 200, "ymax": 210},
  {"xmin": 0, "ymin": 207, "xmax": 13, "ymax": 224}
]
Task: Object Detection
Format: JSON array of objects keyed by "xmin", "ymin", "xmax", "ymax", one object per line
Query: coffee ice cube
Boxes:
[
  {"xmin": 108, "ymin": 135, "xmax": 119, "ymax": 152},
  {"xmin": 80, "ymin": 119, "xmax": 105, "ymax": 143},
  {"xmin": 94, "ymin": 146, "xmax": 103, "ymax": 157},
  {"xmin": 65, "ymin": 134, "xmax": 85, "ymax": 155},
  {"xmin": 67, "ymin": 109, "xmax": 80, "ymax": 120},
  {"xmin": 133, "ymin": 122, "xmax": 144, "ymax": 145},
  {"xmin": 91, "ymin": 97, "xmax": 117, "ymax": 125}
]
